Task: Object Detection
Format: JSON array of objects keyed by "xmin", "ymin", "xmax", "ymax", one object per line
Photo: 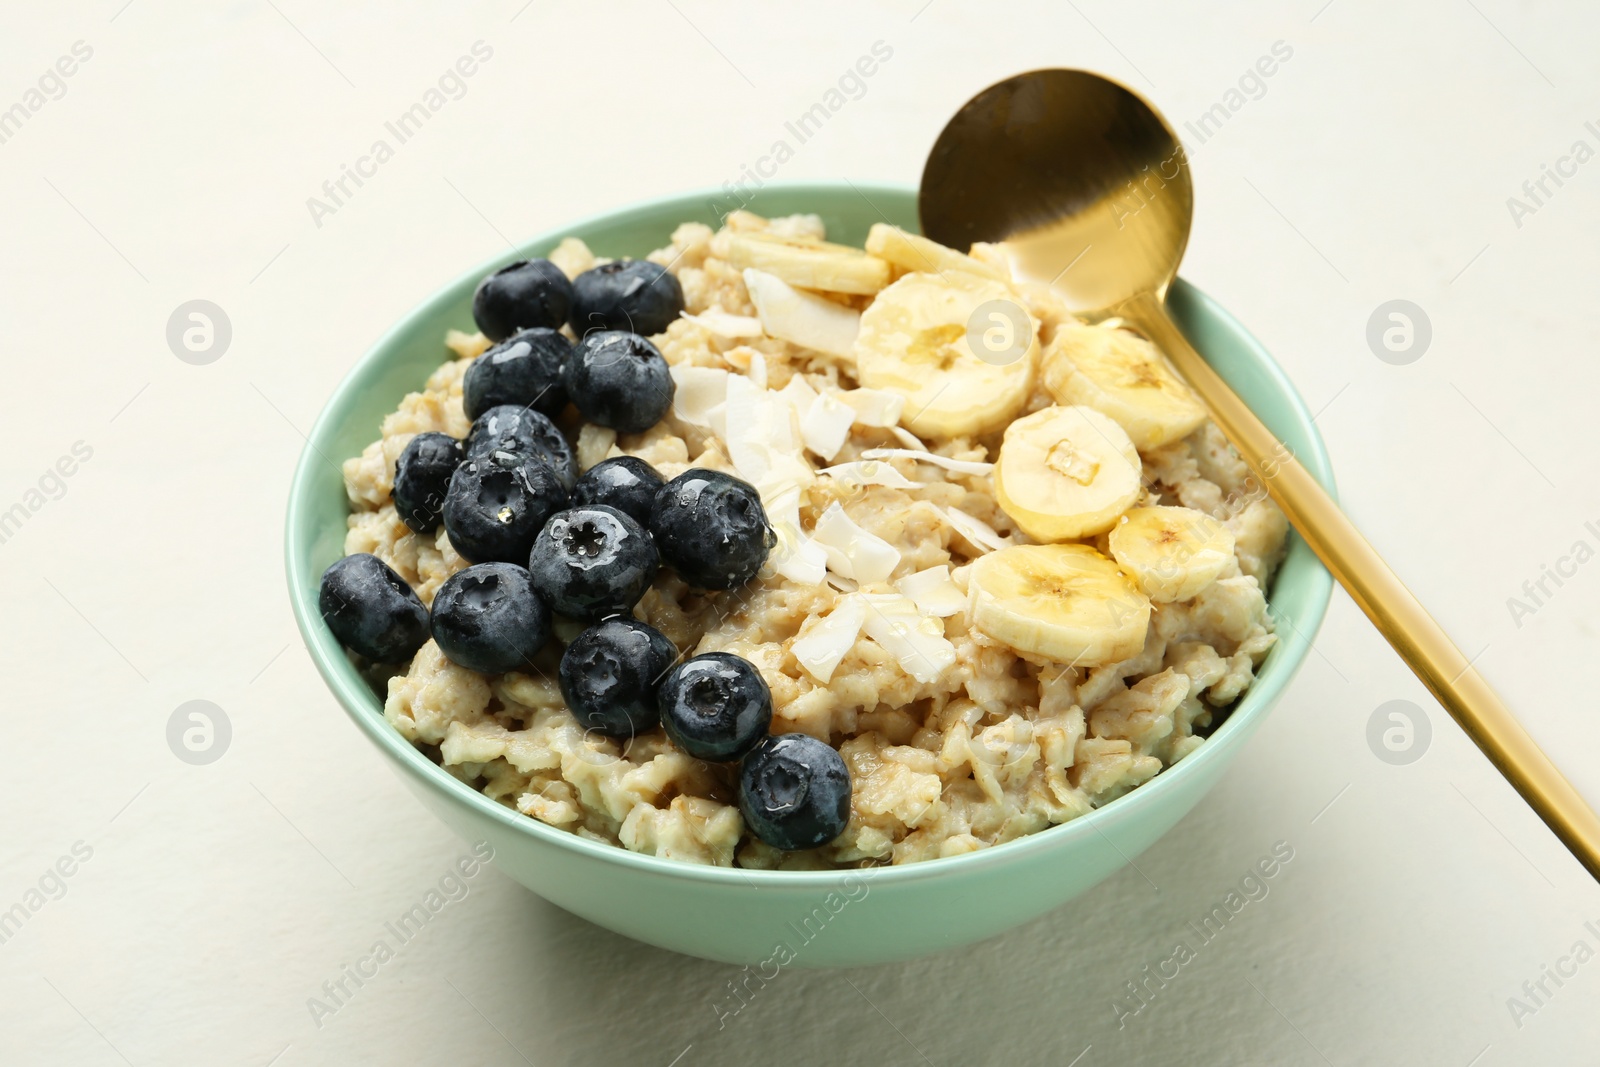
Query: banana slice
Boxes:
[
  {"xmin": 994, "ymin": 405, "xmax": 1141, "ymax": 541},
  {"xmin": 969, "ymin": 544, "xmax": 1150, "ymax": 666},
  {"xmin": 1041, "ymin": 322, "xmax": 1206, "ymax": 450},
  {"xmin": 725, "ymin": 232, "xmax": 890, "ymax": 295},
  {"xmin": 1108, "ymin": 505, "xmax": 1235, "ymax": 603},
  {"xmin": 864, "ymin": 224, "xmax": 1004, "ymax": 281},
  {"xmin": 854, "ymin": 271, "xmax": 1037, "ymax": 439}
]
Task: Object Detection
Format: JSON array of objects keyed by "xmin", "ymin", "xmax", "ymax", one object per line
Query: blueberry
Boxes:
[
  {"xmin": 463, "ymin": 328, "xmax": 572, "ymax": 421},
  {"xmin": 738, "ymin": 734, "xmax": 851, "ymax": 851},
  {"xmin": 657, "ymin": 652, "xmax": 773, "ymax": 762},
  {"xmin": 392, "ymin": 432, "xmax": 463, "ymax": 533},
  {"xmin": 429, "ymin": 563, "xmax": 551, "ymax": 674},
  {"xmin": 649, "ymin": 469, "xmax": 773, "ymax": 590},
  {"xmin": 464, "ymin": 404, "xmax": 577, "ymax": 489},
  {"xmin": 472, "ymin": 259, "xmax": 573, "ymax": 342},
  {"xmin": 561, "ymin": 331, "xmax": 674, "ymax": 434},
  {"xmin": 571, "ymin": 456, "xmax": 663, "ymax": 527},
  {"xmin": 319, "ymin": 553, "xmax": 430, "ymax": 662},
  {"xmin": 526, "ymin": 505, "xmax": 659, "ymax": 622},
  {"xmin": 442, "ymin": 451, "xmax": 569, "ymax": 564},
  {"xmin": 570, "ymin": 259, "xmax": 685, "ymax": 338},
  {"xmin": 558, "ymin": 618, "xmax": 677, "ymax": 739}
]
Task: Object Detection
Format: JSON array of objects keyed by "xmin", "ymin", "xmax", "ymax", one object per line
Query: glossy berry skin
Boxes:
[
  {"xmin": 463, "ymin": 328, "xmax": 572, "ymax": 421},
  {"xmin": 526, "ymin": 505, "xmax": 660, "ymax": 622},
  {"xmin": 570, "ymin": 456, "xmax": 663, "ymax": 527},
  {"xmin": 738, "ymin": 733, "xmax": 851, "ymax": 851},
  {"xmin": 569, "ymin": 259, "xmax": 685, "ymax": 338},
  {"xmin": 464, "ymin": 404, "xmax": 577, "ymax": 490},
  {"xmin": 472, "ymin": 259, "xmax": 573, "ymax": 342},
  {"xmin": 429, "ymin": 562, "xmax": 551, "ymax": 675},
  {"xmin": 392, "ymin": 432, "xmax": 463, "ymax": 533},
  {"xmin": 442, "ymin": 451, "xmax": 569, "ymax": 565},
  {"xmin": 657, "ymin": 652, "xmax": 773, "ymax": 762},
  {"xmin": 319, "ymin": 553, "xmax": 430, "ymax": 662},
  {"xmin": 649, "ymin": 469, "xmax": 773, "ymax": 590},
  {"xmin": 561, "ymin": 331, "xmax": 674, "ymax": 434},
  {"xmin": 558, "ymin": 618, "xmax": 677, "ymax": 738}
]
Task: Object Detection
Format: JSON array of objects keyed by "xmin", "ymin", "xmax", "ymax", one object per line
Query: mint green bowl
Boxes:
[{"xmin": 286, "ymin": 182, "xmax": 1334, "ymax": 968}]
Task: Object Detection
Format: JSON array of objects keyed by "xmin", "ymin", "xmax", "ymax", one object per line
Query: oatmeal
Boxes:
[{"xmin": 334, "ymin": 210, "xmax": 1288, "ymax": 870}]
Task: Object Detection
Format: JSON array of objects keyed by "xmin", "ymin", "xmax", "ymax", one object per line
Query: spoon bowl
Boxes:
[{"xmin": 920, "ymin": 68, "xmax": 1191, "ymax": 311}]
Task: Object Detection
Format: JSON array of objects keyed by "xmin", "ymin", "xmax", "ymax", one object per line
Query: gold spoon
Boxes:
[{"xmin": 920, "ymin": 68, "xmax": 1600, "ymax": 882}]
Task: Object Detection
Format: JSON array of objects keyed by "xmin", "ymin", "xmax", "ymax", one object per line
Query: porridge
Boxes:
[{"xmin": 322, "ymin": 209, "xmax": 1288, "ymax": 870}]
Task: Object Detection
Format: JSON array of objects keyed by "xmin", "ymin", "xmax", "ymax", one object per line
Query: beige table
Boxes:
[{"xmin": 2, "ymin": 2, "xmax": 1597, "ymax": 1063}]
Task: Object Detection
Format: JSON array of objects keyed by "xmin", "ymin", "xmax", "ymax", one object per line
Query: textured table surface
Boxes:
[{"xmin": 3, "ymin": 2, "xmax": 1598, "ymax": 1064}]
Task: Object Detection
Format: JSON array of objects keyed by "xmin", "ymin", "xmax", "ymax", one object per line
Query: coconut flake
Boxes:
[
  {"xmin": 773, "ymin": 533, "xmax": 828, "ymax": 586},
  {"xmin": 833, "ymin": 388, "xmax": 905, "ymax": 428},
  {"xmin": 722, "ymin": 373, "xmax": 765, "ymax": 480},
  {"xmin": 755, "ymin": 476, "xmax": 823, "ymax": 585},
  {"xmin": 800, "ymin": 392, "xmax": 856, "ymax": 461},
  {"xmin": 942, "ymin": 506, "xmax": 1010, "ymax": 554},
  {"xmin": 860, "ymin": 448, "xmax": 994, "ymax": 476},
  {"xmin": 858, "ymin": 593, "xmax": 957, "ymax": 685},
  {"xmin": 780, "ymin": 376, "xmax": 854, "ymax": 462},
  {"xmin": 669, "ymin": 366, "xmax": 730, "ymax": 427},
  {"xmin": 760, "ymin": 475, "xmax": 804, "ymax": 533},
  {"xmin": 895, "ymin": 565, "xmax": 965, "ymax": 617},
  {"xmin": 748, "ymin": 350, "xmax": 768, "ymax": 390},
  {"xmin": 743, "ymin": 268, "xmax": 860, "ymax": 358},
  {"xmin": 888, "ymin": 426, "xmax": 928, "ymax": 451},
  {"xmin": 811, "ymin": 502, "xmax": 900, "ymax": 585},
  {"xmin": 817, "ymin": 461, "xmax": 918, "ymax": 490},
  {"xmin": 949, "ymin": 563, "xmax": 972, "ymax": 593},
  {"xmin": 706, "ymin": 402, "xmax": 727, "ymax": 443},
  {"xmin": 723, "ymin": 374, "xmax": 811, "ymax": 490},
  {"xmin": 759, "ymin": 475, "xmax": 824, "ymax": 587},
  {"xmin": 777, "ymin": 373, "xmax": 818, "ymax": 417},
  {"xmin": 791, "ymin": 595, "xmax": 866, "ymax": 683},
  {"xmin": 679, "ymin": 308, "xmax": 764, "ymax": 339}
]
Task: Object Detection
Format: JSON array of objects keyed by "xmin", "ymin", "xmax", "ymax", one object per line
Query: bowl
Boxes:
[{"xmin": 285, "ymin": 181, "xmax": 1335, "ymax": 968}]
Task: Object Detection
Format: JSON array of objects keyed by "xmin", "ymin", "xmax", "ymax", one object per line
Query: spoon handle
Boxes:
[{"xmin": 1119, "ymin": 290, "xmax": 1600, "ymax": 884}]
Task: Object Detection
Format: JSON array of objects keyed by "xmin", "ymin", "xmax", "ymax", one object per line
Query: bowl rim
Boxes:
[{"xmin": 285, "ymin": 179, "xmax": 1336, "ymax": 888}]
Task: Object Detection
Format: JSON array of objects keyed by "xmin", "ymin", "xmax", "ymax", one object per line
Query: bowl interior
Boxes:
[{"xmin": 285, "ymin": 181, "xmax": 1335, "ymax": 887}]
